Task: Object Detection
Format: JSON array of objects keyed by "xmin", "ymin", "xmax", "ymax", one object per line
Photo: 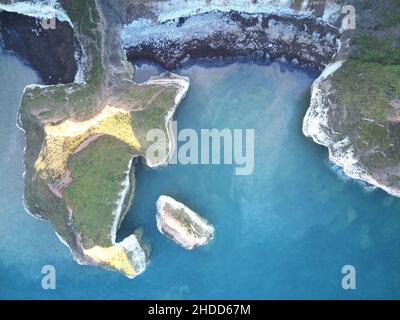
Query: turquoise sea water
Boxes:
[{"xmin": 1, "ymin": 48, "xmax": 400, "ymax": 299}]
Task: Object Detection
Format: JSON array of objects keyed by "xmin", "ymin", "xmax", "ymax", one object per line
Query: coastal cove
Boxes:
[{"xmin": 2, "ymin": 47, "xmax": 400, "ymax": 298}]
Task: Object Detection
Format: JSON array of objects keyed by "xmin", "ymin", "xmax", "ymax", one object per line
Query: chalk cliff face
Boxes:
[
  {"xmin": 156, "ymin": 196, "xmax": 215, "ymax": 250},
  {"xmin": 303, "ymin": 0, "xmax": 400, "ymax": 196}
]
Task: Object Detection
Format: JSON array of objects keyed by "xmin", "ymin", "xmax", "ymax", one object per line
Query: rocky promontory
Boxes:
[
  {"xmin": 156, "ymin": 196, "xmax": 215, "ymax": 250},
  {"xmin": 1, "ymin": 0, "xmax": 189, "ymax": 279}
]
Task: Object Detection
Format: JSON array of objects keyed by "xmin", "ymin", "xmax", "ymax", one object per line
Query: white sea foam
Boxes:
[
  {"xmin": 152, "ymin": 0, "xmax": 322, "ymax": 22},
  {"xmin": 122, "ymin": 14, "xmax": 241, "ymax": 49},
  {"xmin": 110, "ymin": 158, "xmax": 133, "ymax": 243},
  {"xmin": 107, "ymin": 157, "xmax": 147, "ymax": 277},
  {"xmin": 302, "ymin": 60, "xmax": 343, "ymax": 145},
  {"xmin": 123, "ymin": 14, "xmax": 299, "ymax": 50},
  {"xmin": 0, "ymin": 0, "xmax": 72, "ymax": 26},
  {"xmin": 73, "ymin": 46, "xmax": 86, "ymax": 84},
  {"xmin": 323, "ymin": 1, "xmax": 342, "ymax": 23},
  {"xmin": 55, "ymin": 232, "xmax": 86, "ymax": 265},
  {"xmin": 117, "ymin": 235, "xmax": 146, "ymax": 277}
]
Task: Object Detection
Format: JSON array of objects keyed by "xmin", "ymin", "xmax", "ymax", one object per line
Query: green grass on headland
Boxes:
[
  {"xmin": 64, "ymin": 135, "xmax": 135, "ymax": 248},
  {"xmin": 329, "ymin": 0, "xmax": 400, "ymax": 172}
]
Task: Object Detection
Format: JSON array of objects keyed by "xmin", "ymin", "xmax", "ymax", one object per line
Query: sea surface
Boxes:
[{"xmin": 1, "ymin": 48, "xmax": 400, "ymax": 299}]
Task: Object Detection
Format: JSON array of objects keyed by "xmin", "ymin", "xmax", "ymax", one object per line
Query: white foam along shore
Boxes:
[
  {"xmin": 0, "ymin": 0, "xmax": 86, "ymax": 84},
  {"xmin": 55, "ymin": 231, "xmax": 87, "ymax": 265},
  {"xmin": 302, "ymin": 60, "xmax": 344, "ymax": 145},
  {"xmin": 122, "ymin": 2, "xmax": 341, "ymax": 50},
  {"xmin": 156, "ymin": 195, "xmax": 215, "ymax": 250},
  {"xmin": 110, "ymin": 158, "xmax": 133, "ymax": 244},
  {"xmin": 117, "ymin": 234, "xmax": 147, "ymax": 277},
  {"xmin": 141, "ymin": 74, "xmax": 190, "ymax": 168},
  {"xmin": 302, "ymin": 59, "xmax": 400, "ymax": 197},
  {"xmin": 108, "ymin": 157, "xmax": 146, "ymax": 276},
  {"xmin": 0, "ymin": 0, "xmax": 71, "ymax": 24},
  {"xmin": 152, "ymin": 0, "xmax": 341, "ymax": 24}
]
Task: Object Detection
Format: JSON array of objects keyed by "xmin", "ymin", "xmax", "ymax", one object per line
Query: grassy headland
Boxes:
[{"xmin": 17, "ymin": 0, "xmax": 188, "ymax": 277}]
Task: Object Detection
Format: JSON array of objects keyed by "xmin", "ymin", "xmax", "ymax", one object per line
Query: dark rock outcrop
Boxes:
[
  {"xmin": 0, "ymin": 10, "xmax": 79, "ymax": 84},
  {"xmin": 124, "ymin": 11, "xmax": 340, "ymax": 71}
]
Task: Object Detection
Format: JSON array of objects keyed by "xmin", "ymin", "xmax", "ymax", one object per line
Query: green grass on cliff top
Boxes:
[
  {"xmin": 62, "ymin": 87, "xmax": 177, "ymax": 249},
  {"xmin": 20, "ymin": 0, "xmax": 103, "ymax": 121},
  {"xmin": 331, "ymin": 1, "xmax": 400, "ymax": 169},
  {"xmin": 130, "ymin": 87, "xmax": 177, "ymax": 150},
  {"xmin": 64, "ymin": 135, "xmax": 135, "ymax": 249},
  {"xmin": 352, "ymin": 35, "xmax": 400, "ymax": 65}
]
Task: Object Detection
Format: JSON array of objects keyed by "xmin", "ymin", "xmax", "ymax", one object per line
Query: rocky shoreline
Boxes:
[
  {"xmin": 0, "ymin": 6, "xmax": 341, "ymax": 85},
  {"xmin": 124, "ymin": 11, "xmax": 340, "ymax": 71}
]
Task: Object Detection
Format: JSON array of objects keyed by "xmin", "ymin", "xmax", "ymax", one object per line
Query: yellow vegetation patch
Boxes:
[
  {"xmin": 35, "ymin": 106, "xmax": 141, "ymax": 179},
  {"xmin": 84, "ymin": 245, "xmax": 136, "ymax": 278}
]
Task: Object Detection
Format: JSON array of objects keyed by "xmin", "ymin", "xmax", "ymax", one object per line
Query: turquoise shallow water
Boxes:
[{"xmin": 1, "ymin": 48, "xmax": 400, "ymax": 299}]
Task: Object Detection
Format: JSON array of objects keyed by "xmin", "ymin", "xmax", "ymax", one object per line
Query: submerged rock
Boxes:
[{"xmin": 156, "ymin": 196, "xmax": 214, "ymax": 250}]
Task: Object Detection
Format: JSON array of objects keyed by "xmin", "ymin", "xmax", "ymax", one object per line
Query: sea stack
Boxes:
[{"xmin": 156, "ymin": 196, "xmax": 215, "ymax": 250}]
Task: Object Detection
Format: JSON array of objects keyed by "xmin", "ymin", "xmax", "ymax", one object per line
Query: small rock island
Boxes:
[{"xmin": 156, "ymin": 196, "xmax": 215, "ymax": 250}]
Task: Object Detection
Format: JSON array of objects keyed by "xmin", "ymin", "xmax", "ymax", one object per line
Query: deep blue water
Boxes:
[{"xmin": 1, "ymin": 49, "xmax": 400, "ymax": 299}]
